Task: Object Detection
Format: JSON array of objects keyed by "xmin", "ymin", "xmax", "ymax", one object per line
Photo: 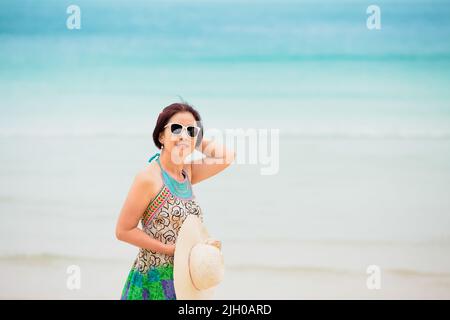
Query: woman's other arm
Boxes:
[{"xmin": 115, "ymin": 172, "xmax": 175, "ymax": 256}]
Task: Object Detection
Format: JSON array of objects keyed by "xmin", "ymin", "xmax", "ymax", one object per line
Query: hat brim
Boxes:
[{"xmin": 173, "ymin": 215, "xmax": 216, "ymax": 300}]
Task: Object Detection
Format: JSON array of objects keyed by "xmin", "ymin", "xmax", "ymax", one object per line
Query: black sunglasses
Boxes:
[{"xmin": 164, "ymin": 122, "xmax": 201, "ymax": 138}]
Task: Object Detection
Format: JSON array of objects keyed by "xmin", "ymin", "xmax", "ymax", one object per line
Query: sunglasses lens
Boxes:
[
  {"xmin": 170, "ymin": 124, "xmax": 183, "ymax": 135},
  {"xmin": 187, "ymin": 126, "xmax": 199, "ymax": 137}
]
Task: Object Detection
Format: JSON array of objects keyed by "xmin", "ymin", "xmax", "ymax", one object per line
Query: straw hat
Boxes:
[{"xmin": 173, "ymin": 215, "xmax": 224, "ymax": 300}]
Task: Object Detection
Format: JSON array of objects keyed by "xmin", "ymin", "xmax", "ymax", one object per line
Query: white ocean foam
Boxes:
[
  {"xmin": 280, "ymin": 128, "xmax": 450, "ymax": 140},
  {"xmin": 2, "ymin": 253, "xmax": 450, "ymax": 279},
  {"xmin": 1, "ymin": 128, "xmax": 450, "ymax": 139}
]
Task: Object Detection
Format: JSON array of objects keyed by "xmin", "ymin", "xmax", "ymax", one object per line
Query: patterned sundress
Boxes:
[{"xmin": 120, "ymin": 152, "xmax": 203, "ymax": 300}]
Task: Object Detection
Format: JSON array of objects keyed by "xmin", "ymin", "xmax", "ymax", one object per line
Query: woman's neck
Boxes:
[{"xmin": 159, "ymin": 149, "xmax": 185, "ymax": 180}]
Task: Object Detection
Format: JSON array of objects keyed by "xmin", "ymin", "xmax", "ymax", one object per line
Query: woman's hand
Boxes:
[{"xmin": 163, "ymin": 243, "xmax": 176, "ymax": 256}]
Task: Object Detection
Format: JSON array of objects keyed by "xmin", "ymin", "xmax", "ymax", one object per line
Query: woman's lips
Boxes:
[{"xmin": 176, "ymin": 143, "xmax": 189, "ymax": 148}]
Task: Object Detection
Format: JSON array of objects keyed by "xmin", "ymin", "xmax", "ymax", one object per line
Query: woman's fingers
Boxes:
[{"xmin": 204, "ymin": 238, "xmax": 222, "ymax": 250}]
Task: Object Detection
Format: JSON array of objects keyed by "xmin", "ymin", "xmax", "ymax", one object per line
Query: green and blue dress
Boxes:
[{"xmin": 120, "ymin": 152, "xmax": 203, "ymax": 300}]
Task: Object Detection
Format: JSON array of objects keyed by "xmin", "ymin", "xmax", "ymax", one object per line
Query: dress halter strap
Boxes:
[
  {"xmin": 148, "ymin": 152, "xmax": 161, "ymax": 163},
  {"xmin": 149, "ymin": 152, "xmax": 185, "ymax": 180},
  {"xmin": 147, "ymin": 152, "xmax": 193, "ymax": 199},
  {"xmin": 148, "ymin": 152, "xmax": 164, "ymax": 172}
]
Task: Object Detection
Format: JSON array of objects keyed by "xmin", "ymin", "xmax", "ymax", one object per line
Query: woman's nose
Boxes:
[{"xmin": 180, "ymin": 129, "xmax": 189, "ymax": 139}]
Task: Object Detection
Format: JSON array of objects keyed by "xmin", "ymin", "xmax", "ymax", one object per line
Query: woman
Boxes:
[{"xmin": 115, "ymin": 102, "xmax": 235, "ymax": 300}]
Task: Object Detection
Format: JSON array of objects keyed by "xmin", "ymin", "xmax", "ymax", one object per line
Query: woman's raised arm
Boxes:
[{"xmin": 189, "ymin": 138, "xmax": 236, "ymax": 185}]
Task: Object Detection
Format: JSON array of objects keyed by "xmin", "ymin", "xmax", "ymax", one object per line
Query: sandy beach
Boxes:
[
  {"xmin": 2, "ymin": 258, "xmax": 450, "ymax": 300},
  {"xmin": 2, "ymin": 240, "xmax": 450, "ymax": 299}
]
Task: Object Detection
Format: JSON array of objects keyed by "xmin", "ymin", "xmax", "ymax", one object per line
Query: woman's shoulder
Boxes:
[{"xmin": 134, "ymin": 162, "xmax": 164, "ymax": 195}]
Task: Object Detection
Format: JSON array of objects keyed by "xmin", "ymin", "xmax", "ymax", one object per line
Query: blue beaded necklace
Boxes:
[{"xmin": 148, "ymin": 152, "xmax": 193, "ymax": 199}]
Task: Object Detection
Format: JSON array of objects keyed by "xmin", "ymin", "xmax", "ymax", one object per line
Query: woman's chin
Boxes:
[{"xmin": 175, "ymin": 145, "xmax": 192, "ymax": 156}]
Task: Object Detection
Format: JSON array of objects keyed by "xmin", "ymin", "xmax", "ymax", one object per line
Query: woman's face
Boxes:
[{"xmin": 159, "ymin": 111, "xmax": 199, "ymax": 163}]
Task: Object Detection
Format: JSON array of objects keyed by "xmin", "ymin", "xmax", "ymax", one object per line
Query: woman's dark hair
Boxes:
[{"xmin": 153, "ymin": 102, "xmax": 204, "ymax": 149}]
